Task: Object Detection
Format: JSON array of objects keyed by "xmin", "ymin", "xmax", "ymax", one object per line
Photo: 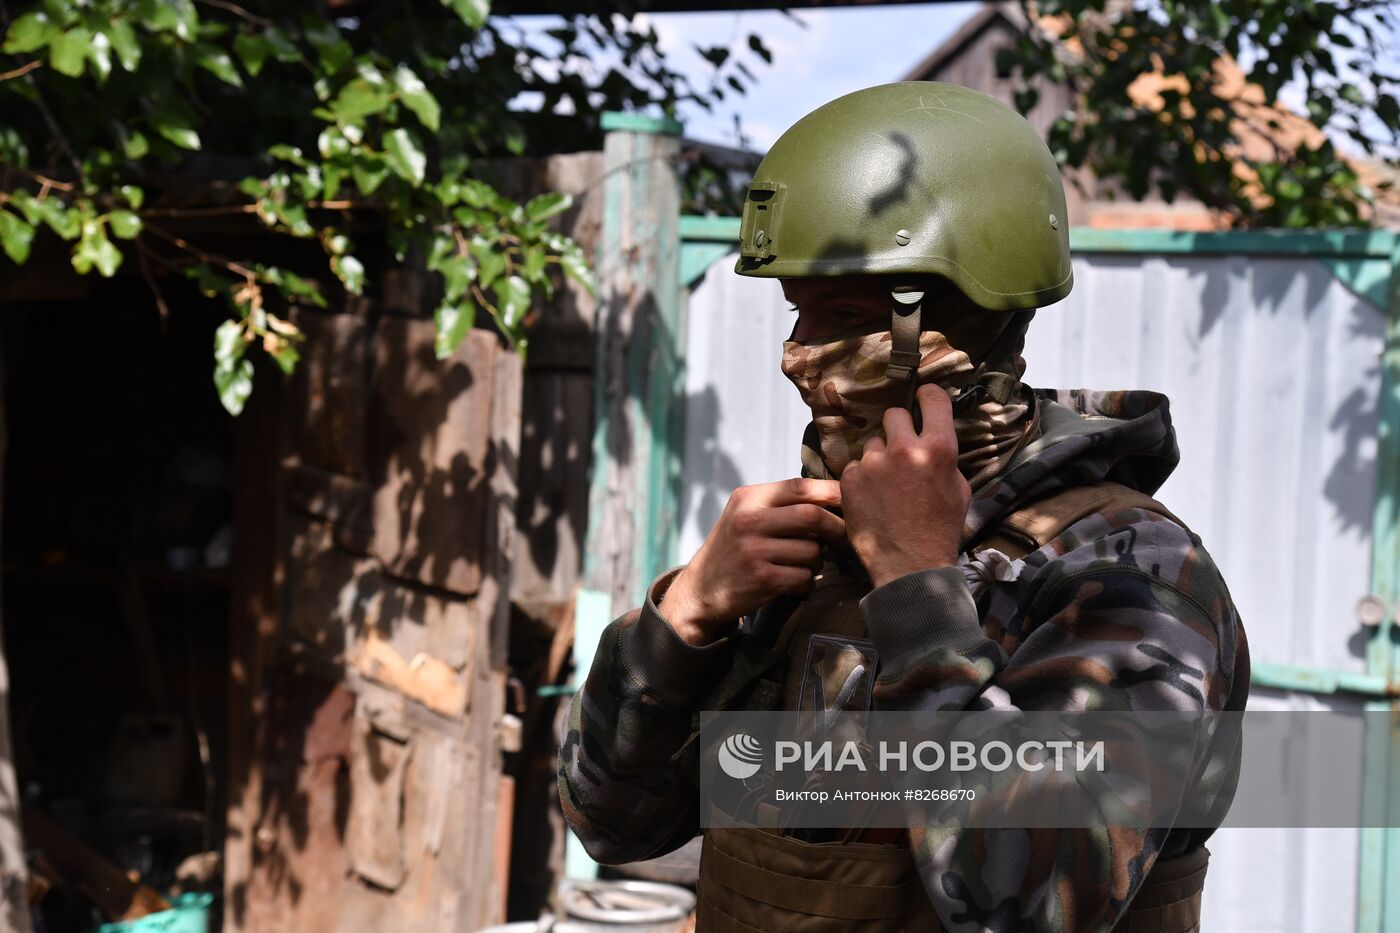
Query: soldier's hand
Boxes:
[
  {"xmin": 660, "ymin": 478, "xmax": 845, "ymax": 646},
  {"xmin": 840, "ymin": 383, "xmax": 971, "ymax": 588}
]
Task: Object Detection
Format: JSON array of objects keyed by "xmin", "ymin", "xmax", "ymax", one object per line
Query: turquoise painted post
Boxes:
[
  {"xmin": 569, "ymin": 112, "xmax": 685, "ymax": 881},
  {"xmin": 581, "ymin": 112, "xmax": 684, "ymax": 612},
  {"xmin": 1358, "ymin": 239, "xmax": 1400, "ymax": 932}
]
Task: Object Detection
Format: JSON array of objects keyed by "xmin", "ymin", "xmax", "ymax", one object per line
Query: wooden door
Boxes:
[{"xmin": 225, "ymin": 301, "xmax": 520, "ymax": 933}]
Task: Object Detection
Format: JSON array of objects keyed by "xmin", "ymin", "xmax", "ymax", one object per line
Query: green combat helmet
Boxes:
[{"xmin": 735, "ymin": 82, "xmax": 1072, "ymax": 401}]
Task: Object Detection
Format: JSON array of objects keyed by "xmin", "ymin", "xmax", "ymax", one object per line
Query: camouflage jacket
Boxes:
[{"xmin": 559, "ymin": 389, "xmax": 1251, "ymax": 932}]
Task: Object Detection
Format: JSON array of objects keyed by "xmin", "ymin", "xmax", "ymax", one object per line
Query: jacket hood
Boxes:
[{"xmin": 963, "ymin": 388, "xmax": 1182, "ymax": 543}]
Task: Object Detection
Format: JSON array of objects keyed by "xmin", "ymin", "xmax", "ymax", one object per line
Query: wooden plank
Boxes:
[
  {"xmin": 284, "ymin": 460, "xmax": 374, "ymax": 554},
  {"xmin": 23, "ymin": 809, "xmax": 168, "ymax": 921},
  {"xmin": 224, "ymin": 360, "xmax": 285, "ymax": 933},
  {"xmin": 349, "ymin": 629, "xmax": 468, "ymax": 719},
  {"xmin": 285, "ymin": 306, "xmax": 369, "ymax": 478},
  {"xmin": 512, "ymin": 371, "xmax": 593, "ymax": 609},
  {"xmin": 230, "ymin": 665, "xmax": 355, "ymax": 933},
  {"xmin": 368, "ymin": 320, "xmax": 495, "ymax": 596},
  {"xmin": 461, "ymin": 342, "xmax": 522, "ymax": 930},
  {"xmin": 345, "ymin": 711, "xmax": 412, "ymax": 890},
  {"xmin": 285, "ymin": 515, "xmax": 479, "ymax": 674}
]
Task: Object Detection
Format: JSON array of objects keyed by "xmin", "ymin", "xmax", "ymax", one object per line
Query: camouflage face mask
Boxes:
[{"xmin": 781, "ymin": 322, "xmax": 1036, "ymax": 488}]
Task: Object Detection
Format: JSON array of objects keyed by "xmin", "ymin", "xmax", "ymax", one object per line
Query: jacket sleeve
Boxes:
[
  {"xmin": 861, "ymin": 509, "xmax": 1243, "ymax": 932},
  {"xmin": 558, "ymin": 567, "xmax": 739, "ymax": 864}
]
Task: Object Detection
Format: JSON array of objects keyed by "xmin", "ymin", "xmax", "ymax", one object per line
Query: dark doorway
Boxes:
[{"xmin": 2, "ymin": 275, "xmax": 231, "ymax": 932}]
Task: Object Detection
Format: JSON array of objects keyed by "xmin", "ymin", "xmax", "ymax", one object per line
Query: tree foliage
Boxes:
[
  {"xmin": 998, "ymin": 0, "xmax": 1400, "ymax": 227},
  {"xmin": 0, "ymin": 0, "xmax": 768, "ymax": 413}
]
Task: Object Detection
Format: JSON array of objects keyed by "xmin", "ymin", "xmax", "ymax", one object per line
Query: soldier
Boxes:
[{"xmin": 559, "ymin": 82, "xmax": 1250, "ymax": 931}]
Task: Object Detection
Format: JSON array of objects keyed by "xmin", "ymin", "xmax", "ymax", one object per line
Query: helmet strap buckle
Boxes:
[{"xmin": 885, "ymin": 287, "xmax": 924, "ymax": 383}]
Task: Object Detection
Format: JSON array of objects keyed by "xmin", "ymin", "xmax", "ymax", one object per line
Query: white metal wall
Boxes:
[{"xmin": 680, "ymin": 250, "xmax": 1387, "ymax": 931}]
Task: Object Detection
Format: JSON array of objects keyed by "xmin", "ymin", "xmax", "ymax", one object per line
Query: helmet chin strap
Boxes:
[{"xmin": 885, "ymin": 286, "xmax": 1021, "ymax": 433}]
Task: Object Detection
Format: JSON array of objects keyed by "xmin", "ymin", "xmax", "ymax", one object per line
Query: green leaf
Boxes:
[
  {"xmin": 331, "ymin": 74, "xmax": 391, "ymax": 122},
  {"xmin": 503, "ymin": 123, "xmax": 526, "ymax": 156},
  {"xmin": 104, "ymin": 19, "xmax": 141, "ymax": 71},
  {"xmin": 122, "ymin": 130, "xmax": 150, "ymax": 160},
  {"xmin": 351, "ymin": 158, "xmax": 389, "ymax": 196},
  {"xmin": 213, "ymin": 320, "xmax": 254, "ymax": 415},
  {"xmin": 303, "ymin": 20, "xmax": 352, "ymax": 74},
  {"xmin": 524, "ymin": 192, "xmax": 573, "ymax": 222},
  {"xmin": 87, "ymin": 29, "xmax": 112, "ymax": 81},
  {"xmin": 394, "ymin": 65, "xmax": 441, "ymax": 131},
  {"xmin": 0, "ymin": 210, "xmax": 36, "ymax": 264},
  {"xmin": 459, "ymin": 179, "xmax": 498, "ymax": 208},
  {"xmin": 153, "ymin": 112, "xmax": 201, "ymax": 151},
  {"xmin": 559, "ymin": 246, "xmax": 595, "ymax": 294},
  {"xmin": 49, "ymin": 27, "xmax": 92, "ymax": 77},
  {"xmin": 119, "ymin": 185, "xmax": 145, "ymax": 209},
  {"xmin": 72, "ymin": 223, "xmax": 122, "ymax": 277},
  {"xmin": 8, "ymin": 191, "xmax": 40, "ymax": 225},
  {"xmin": 35, "ymin": 198, "xmax": 80, "ymax": 239},
  {"xmin": 268, "ymin": 143, "xmax": 308, "ymax": 166},
  {"xmin": 521, "ymin": 245, "xmax": 547, "ymax": 284},
  {"xmin": 442, "ymin": 0, "xmax": 490, "ymax": 30},
  {"xmin": 437, "ymin": 251, "xmax": 476, "ymax": 301},
  {"xmin": 108, "ymin": 210, "xmax": 142, "ymax": 240},
  {"xmin": 469, "ymin": 236, "xmax": 505, "ymax": 288},
  {"xmin": 262, "ymin": 27, "xmax": 300, "ymax": 63},
  {"xmin": 269, "ymin": 341, "xmax": 300, "ymax": 375},
  {"xmin": 3, "ymin": 11, "xmax": 57, "ymax": 54},
  {"xmin": 383, "ymin": 128, "xmax": 426, "ymax": 186},
  {"xmin": 146, "ymin": 0, "xmax": 198, "ymax": 42},
  {"xmin": 317, "ymin": 128, "xmax": 350, "ymax": 159},
  {"xmin": 196, "ymin": 46, "xmax": 244, "ymax": 87},
  {"xmin": 493, "ymin": 274, "xmax": 530, "ymax": 328},
  {"xmin": 332, "ymin": 254, "xmax": 365, "ymax": 294},
  {"xmin": 234, "ymin": 33, "xmax": 271, "ymax": 76},
  {"xmin": 434, "ymin": 300, "xmax": 477, "ymax": 359},
  {"xmin": 322, "ymin": 165, "xmax": 344, "ymax": 199}
]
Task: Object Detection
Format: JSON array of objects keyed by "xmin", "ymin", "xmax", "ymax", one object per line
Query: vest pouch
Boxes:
[{"xmin": 697, "ymin": 816, "xmax": 939, "ymax": 932}]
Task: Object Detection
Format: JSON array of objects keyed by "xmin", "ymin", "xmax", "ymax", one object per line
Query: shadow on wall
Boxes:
[
  {"xmin": 230, "ymin": 304, "xmax": 515, "ymax": 930},
  {"xmin": 676, "ymin": 386, "xmax": 748, "ymax": 549},
  {"xmin": 1178, "ymin": 255, "xmax": 1381, "ymax": 538}
]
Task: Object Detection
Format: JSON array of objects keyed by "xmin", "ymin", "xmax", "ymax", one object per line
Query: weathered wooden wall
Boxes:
[
  {"xmin": 482, "ymin": 152, "xmax": 607, "ymax": 919},
  {"xmin": 225, "ymin": 296, "xmax": 522, "ymax": 932},
  {"xmin": 487, "ymin": 153, "xmax": 603, "ymax": 615},
  {"xmin": 221, "ymin": 151, "xmax": 609, "ymax": 930}
]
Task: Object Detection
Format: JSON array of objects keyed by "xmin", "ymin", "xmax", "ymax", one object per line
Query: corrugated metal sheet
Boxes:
[{"xmin": 680, "ymin": 250, "xmax": 1388, "ymax": 932}]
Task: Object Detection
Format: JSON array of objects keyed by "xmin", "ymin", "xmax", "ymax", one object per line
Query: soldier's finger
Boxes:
[
  {"xmin": 882, "ymin": 404, "xmax": 917, "ymax": 446},
  {"xmin": 758, "ymin": 537, "xmax": 822, "ymax": 568},
  {"xmin": 758, "ymin": 502, "xmax": 846, "ymax": 541},
  {"xmin": 767, "ymin": 564, "xmax": 817, "ymax": 595},
  {"xmin": 762, "ymin": 476, "xmax": 843, "ymax": 508},
  {"xmin": 863, "ymin": 434, "xmax": 886, "ymax": 456},
  {"xmin": 916, "ymin": 383, "xmax": 956, "ymax": 447}
]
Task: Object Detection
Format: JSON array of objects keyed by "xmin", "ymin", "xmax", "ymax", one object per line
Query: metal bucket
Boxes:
[{"xmin": 474, "ymin": 879, "xmax": 695, "ymax": 933}]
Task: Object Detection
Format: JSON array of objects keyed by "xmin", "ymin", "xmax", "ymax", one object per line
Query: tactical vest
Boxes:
[{"xmin": 696, "ymin": 481, "xmax": 1210, "ymax": 932}]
